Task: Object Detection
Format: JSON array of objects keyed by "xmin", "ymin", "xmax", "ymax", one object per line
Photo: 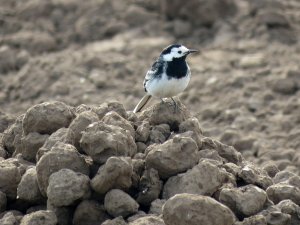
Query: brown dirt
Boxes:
[{"xmin": 0, "ymin": 0, "xmax": 299, "ymax": 171}]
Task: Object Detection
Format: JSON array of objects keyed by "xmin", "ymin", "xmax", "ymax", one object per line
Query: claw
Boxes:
[{"xmin": 160, "ymin": 98, "xmax": 182, "ymax": 113}]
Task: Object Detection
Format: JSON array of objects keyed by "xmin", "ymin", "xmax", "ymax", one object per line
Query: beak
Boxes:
[{"xmin": 187, "ymin": 49, "xmax": 198, "ymax": 54}]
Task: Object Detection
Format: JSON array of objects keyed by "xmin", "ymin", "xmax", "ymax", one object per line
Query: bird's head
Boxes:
[{"xmin": 160, "ymin": 44, "xmax": 198, "ymax": 61}]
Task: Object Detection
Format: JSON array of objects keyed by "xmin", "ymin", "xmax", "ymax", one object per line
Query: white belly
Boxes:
[{"xmin": 145, "ymin": 73, "xmax": 190, "ymax": 98}]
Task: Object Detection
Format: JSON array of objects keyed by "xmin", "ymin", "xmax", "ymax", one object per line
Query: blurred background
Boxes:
[{"xmin": 0, "ymin": 0, "xmax": 299, "ymax": 170}]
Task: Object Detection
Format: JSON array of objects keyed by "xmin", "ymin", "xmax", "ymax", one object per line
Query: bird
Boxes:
[{"xmin": 133, "ymin": 44, "xmax": 198, "ymax": 113}]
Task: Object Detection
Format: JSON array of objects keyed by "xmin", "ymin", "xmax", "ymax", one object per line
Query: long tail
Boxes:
[{"xmin": 133, "ymin": 94, "xmax": 152, "ymax": 113}]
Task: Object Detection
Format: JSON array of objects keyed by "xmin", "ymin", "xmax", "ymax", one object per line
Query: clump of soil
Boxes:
[
  {"xmin": 0, "ymin": 0, "xmax": 300, "ymax": 224},
  {"xmin": 0, "ymin": 100, "xmax": 299, "ymax": 225},
  {"xmin": 0, "ymin": 0, "xmax": 299, "ymax": 173}
]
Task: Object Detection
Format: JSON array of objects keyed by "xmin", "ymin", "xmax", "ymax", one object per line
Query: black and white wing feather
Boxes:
[
  {"xmin": 134, "ymin": 59, "xmax": 164, "ymax": 113},
  {"xmin": 143, "ymin": 59, "xmax": 164, "ymax": 92}
]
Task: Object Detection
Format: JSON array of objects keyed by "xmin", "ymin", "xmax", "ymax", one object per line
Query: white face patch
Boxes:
[{"xmin": 163, "ymin": 45, "xmax": 189, "ymax": 61}]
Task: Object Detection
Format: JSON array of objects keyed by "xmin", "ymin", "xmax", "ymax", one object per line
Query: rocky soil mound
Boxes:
[
  {"xmin": 0, "ymin": 100, "xmax": 299, "ymax": 225},
  {"xmin": 0, "ymin": 0, "xmax": 300, "ymax": 174},
  {"xmin": 0, "ymin": 0, "xmax": 300, "ymax": 224}
]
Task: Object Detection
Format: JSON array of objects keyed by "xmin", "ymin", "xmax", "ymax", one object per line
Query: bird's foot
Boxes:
[
  {"xmin": 171, "ymin": 97, "xmax": 183, "ymax": 113},
  {"xmin": 160, "ymin": 98, "xmax": 182, "ymax": 113},
  {"xmin": 160, "ymin": 98, "xmax": 173, "ymax": 107}
]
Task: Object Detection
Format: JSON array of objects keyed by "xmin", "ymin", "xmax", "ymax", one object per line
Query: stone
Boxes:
[
  {"xmin": 238, "ymin": 164, "xmax": 273, "ymax": 190},
  {"xmin": 127, "ymin": 111, "xmax": 138, "ymax": 123},
  {"xmin": 0, "ymin": 211, "xmax": 23, "ymax": 225},
  {"xmin": 219, "ymin": 185, "xmax": 267, "ymax": 218},
  {"xmin": 0, "ymin": 111, "xmax": 15, "ymax": 133},
  {"xmin": 22, "ymin": 101, "xmax": 75, "ymax": 135},
  {"xmin": 198, "ymin": 149, "xmax": 224, "ymax": 162},
  {"xmin": 129, "ymin": 215, "xmax": 165, "ymax": 225},
  {"xmin": 91, "ymin": 157, "xmax": 132, "ymax": 195},
  {"xmin": 36, "ymin": 128, "xmax": 75, "ymax": 161},
  {"xmin": 149, "ymin": 199, "xmax": 166, "ymax": 215},
  {"xmin": 163, "ymin": 159, "xmax": 232, "ymax": 199},
  {"xmin": 102, "ymin": 111, "xmax": 135, "ymax": 138},
  {"xmin": 234, "ymin": 215, "xmax": 267, "ymax": 225},
  {"xmin": 135, "ymin": 121, "xmax": 150, "ymax": 143},
  {"xmin": 179, "ymin": 117, "xmax": 203, "ymax": 147},
  {"xmin": 127, "ymin": 211, "xmax": 147, "ymax": 223},
  {"xmin": 273, "ymin": 171, "xmax": 297, "ymax": 184},
  {"xmin": 73, "ymin": 200, "xmax": 109, "ymax": 225},
  {"xmin": 262, "ymin": 162, "xmax": 279, "ymax": 178},
  {"xmin": 132, "ymin": 158, "xmax": 145, "ymax": 178},
  {"xmin": 272, "ymin": 77, "xmax": 298, "ymax": 95},
  {"xmin": 222, "ymin": 163, "xmax": 241, "ymax": 177},
  {"xmin": 136, "ymin": 169, "xmax": 162, "ymax": 206},
  {"xmin": 148, "ymin": 124, "xmax": 170, "ymax": 145},
  {"xmin": 102, "ymin": 216, "xmax": 128, "ymax": 225},
  {"xmin": 80, "ymin": 122, "xmax": 136, "ymax": 164},
  {"xmin": 163, "ymin": 193, "xmax": 235, "ymax": 225},
  {"xmin": 146, "ymin": 136, "xmax": 198, "ymax": 179},
  {"xmin": 277, "ymin": 200, "xmax": 300, "ymax": 225},
  {"xmin": 20, "ymin": 210, "xmax": 57, "ymax": 225},
  {"xmin": 75, "ymin": 104, "xmax": 94, "ymax": 114},
  {"xmin": 4, "ymin": 154, "xmax": 34, "ymax": 176},
  {"xmin": 47, "ymin": 169, "xmax": 91, "ymax": 207},
  {"xmin": 36, "ymin": 142, "xmax": 89, "ymax": 196},
  {"xmin": 68, "ymin": 111, "xmax": 99, "ymax": 150},
  {"xmin": 265, "ymin": 211, "xmax": 291, "ymax": 225},
  {"xmin": 233, "ymin": 138, "xmax": 255, "ymax": 152},
  {"xmin": 220, "ymin": 129, "xmax": 241, "ymax": 147},
  {"xmin": 136, "ymin": 142, "xmax": 147, "ymax": 154},
  {"xmin": 93, "ymin": 102, "xmax": 127, "ymax": 120},
  {"xmin": 133, "ymin": 153, "xmax": 147, "ymax": 160},
  {"xmin": 15, "ymin": 132, "xmax": 49, "ymax": 162},
  {"xmin": 46, "ymin": 202, "xmax": 73, "ymax": 225},
  {"xmin": 17, "ymin": 167, "xmax": 43, "ymax": 204},
  {"xmin": 267, "ymin": 183, "xmax": 300, "ymax": 205},
  {"xmin": 2, "ymin": 115, "xmax": 24, "ymax": 155},
  {"xmin": 0, "ymin": 191, "xmax": 7, "ymax": 213},
  {"xmin": 131, "ymin": 158, "xmax": 144, "ymax": 189},
  {"xmin": 104, "ymin": 189, "xmax": 139, "ymax": 218},
  {"xmin": 0, "ymin": 161, "xmax": 22, "ymax": 199},
  {"xmin": 0, "ymin": 146, "xmax": 7, "ymax": 159},
  {"xmin": 26, "ymin": 205, "xmax": 47, "ymax": 214},
  {"xmin": 138, "ymin": 100, "xmax": 191, "ymax": 130},
  {"xmin": 0, "ymin": 157, "xmax": 29, "ymax": 183},
  {"xmin": 201, "ymin": 137, "xmax": 242, "ymax": 164}
]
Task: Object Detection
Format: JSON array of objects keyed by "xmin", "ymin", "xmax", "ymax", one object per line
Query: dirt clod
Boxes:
[
  {"xmin": 163, "ymin": 193, "xmax": 235, "ymax": 225},
  {"xmin": 1, "ymin": 0, "xmax": 300, "ymax": 222}
]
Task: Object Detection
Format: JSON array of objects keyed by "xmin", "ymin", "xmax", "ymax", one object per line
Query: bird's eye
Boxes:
[{"xmin": 178, "ymin": 51, "xmax": 182, "ymax": 54}]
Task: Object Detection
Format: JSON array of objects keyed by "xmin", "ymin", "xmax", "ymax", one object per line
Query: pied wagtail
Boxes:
[{"xmin": 133, "ymin": 44, "xmax": 198, "ymax": 113}]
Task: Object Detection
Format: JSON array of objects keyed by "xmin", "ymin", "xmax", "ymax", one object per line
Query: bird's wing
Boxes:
[{"xmin": 143, "ymin": 59, "xmax": 164, "ymax": 91}]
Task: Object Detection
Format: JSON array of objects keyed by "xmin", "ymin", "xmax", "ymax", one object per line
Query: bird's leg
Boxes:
[
  {"xmin": 171, "ymin": 97, "xmax": 178, "ymax": 113},
  {"xmin": 161, "ymin": 98, "xmax": 180, "ymax": 113},
  {"xmin": 171, "ymin": 97, "xmax": 184, "ymax": 113},
  {"xmin": 160, "ymin": 98, "xmax": 166, "ymax": 107},
  {"xmin": 161, "ymin": 98, "xmax": 173, "ymax": 106},
  {"xmin": 162, "ymin": 98, "xmax": 174, "ymax": 108}
]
